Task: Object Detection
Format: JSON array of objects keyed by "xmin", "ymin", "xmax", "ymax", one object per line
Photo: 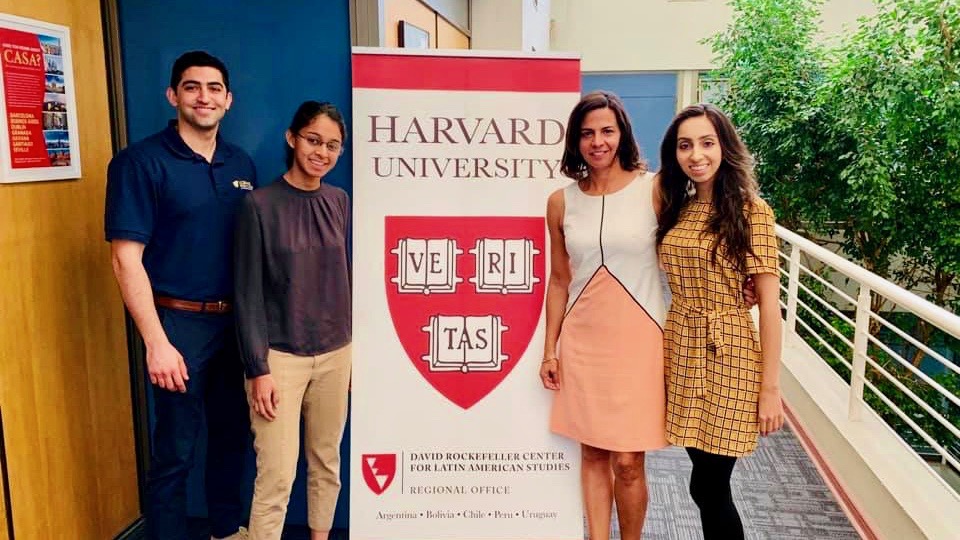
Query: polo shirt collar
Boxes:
[{"xmin": 161, "ymin": 119, "xmax": 233, "ymax": 165}]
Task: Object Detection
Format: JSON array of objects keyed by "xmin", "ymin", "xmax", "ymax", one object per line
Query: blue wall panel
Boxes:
[
  {"xmin": 581, "ymin": 73, "xmax": 677, "ymax": 170},
  {"xmin": 117, "ymin": 0, "xmax": 353, "ymax": 529}
]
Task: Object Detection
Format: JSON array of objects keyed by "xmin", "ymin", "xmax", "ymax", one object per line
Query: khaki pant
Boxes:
[{"xmin": 246, "ymin": 343, "xmax": 351, "ymax": 539}]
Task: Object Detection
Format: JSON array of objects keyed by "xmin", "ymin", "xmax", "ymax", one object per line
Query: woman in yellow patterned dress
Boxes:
[{"xmin": 655, "ymin": 104, "xmax": 784, "ymax": 539}]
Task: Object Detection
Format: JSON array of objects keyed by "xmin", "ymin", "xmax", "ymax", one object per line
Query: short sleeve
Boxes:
[
  {"xmin": 745, "ymin": 198, "xmax": 779, "ymax": 276},
  {"xmin": 104, "ymin": 151, "xmax": 156, "ymax": 244}
]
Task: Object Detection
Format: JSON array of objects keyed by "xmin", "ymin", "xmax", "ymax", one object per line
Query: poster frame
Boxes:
[{"xmin": 0, "ymin": 12, "xmax": 81, "ymax": 183}]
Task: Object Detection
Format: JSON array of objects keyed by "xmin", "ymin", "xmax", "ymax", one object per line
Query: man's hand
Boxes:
[
  {"xmin": 146, "ymin": 340, "xmax": 189, "ymax": 393},
  {"xmin": 250, "ymin": 374, "xmax": 279, "ymax": 421},
  {"xmin": 112, "ymin": 240, "xmax": 187, "ymax": 392}
]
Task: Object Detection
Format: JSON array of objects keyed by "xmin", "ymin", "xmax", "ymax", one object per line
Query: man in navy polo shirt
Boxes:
[{"xmin": 105, "ymin": 51, "xmax": 256, "ymax": 540}]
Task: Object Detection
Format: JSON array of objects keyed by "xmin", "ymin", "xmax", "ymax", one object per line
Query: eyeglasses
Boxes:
[{"xmin": 295, "ymin": 133, "xmax": 343, "ymax": 154}]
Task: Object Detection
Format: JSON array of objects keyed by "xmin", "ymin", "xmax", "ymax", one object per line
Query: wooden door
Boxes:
[{"xmin": 0, "ymin": 0, "xmax": 140, "ymax": 537}]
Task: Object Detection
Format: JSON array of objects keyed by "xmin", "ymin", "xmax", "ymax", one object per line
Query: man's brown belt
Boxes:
[{"xmin": 155, "ymin": 295, "xmax": 232, "ymax": 314}]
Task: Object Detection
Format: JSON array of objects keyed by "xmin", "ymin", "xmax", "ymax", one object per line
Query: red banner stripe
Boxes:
[{"xmin": 352, "ymin": 54, "xmax": 581, "ymax": 92}]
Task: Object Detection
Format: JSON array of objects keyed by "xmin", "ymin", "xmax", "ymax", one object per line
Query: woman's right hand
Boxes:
[
  {"xmin": 539, "ymin": 358, "xmax": 560, "ymax": 390},
  {"xmin": 251, "ymin": 374, "xmax": 279, "ymax": 421}
]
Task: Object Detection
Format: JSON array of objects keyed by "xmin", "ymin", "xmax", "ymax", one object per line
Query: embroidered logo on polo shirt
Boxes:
[{"xmin": 232, "ymin": 179, "xmax": 254, "ymax": 190}]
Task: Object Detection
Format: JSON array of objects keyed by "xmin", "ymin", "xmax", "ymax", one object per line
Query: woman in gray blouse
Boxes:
[{"xmin": 234, "ymin": 101, "xmax": 351, "ymax": 540}]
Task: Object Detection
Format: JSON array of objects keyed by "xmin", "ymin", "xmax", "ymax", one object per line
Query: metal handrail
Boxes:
[
  {"xmin": 868, "ymin": 311, "xmax": 960, "ymax": 377},
  {"xmin": 777, "ymin": 224, "xmax": 960, "ymax": 474},
  {"xmin": 777, "ymin": 226, "xmax": 960, "ymax": 341}
]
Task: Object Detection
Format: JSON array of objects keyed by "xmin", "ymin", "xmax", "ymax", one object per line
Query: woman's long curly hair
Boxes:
[{"xmin": 655, "ymin": 104, "xmax": 759, "ymax": 274}]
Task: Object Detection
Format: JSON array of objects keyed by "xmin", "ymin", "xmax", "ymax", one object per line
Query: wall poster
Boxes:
[{"xmin": 0, "ymin": 13, "xmax": 80, "ymax": 183}]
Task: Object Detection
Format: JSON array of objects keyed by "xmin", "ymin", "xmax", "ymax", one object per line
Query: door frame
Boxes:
[{"xmin": 101, "ymin": 0, "xmax": 149, "ymax": 536}]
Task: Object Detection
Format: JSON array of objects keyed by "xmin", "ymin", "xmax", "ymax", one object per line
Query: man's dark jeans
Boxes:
[{"xmin": 146, "ymin": 309, "xmax": 250, "ymax": 540}]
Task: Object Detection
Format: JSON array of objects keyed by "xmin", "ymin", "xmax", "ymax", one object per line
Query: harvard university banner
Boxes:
[{"xmin": 350, "ymin": 49, "xmax": 582, "ymax": 539}]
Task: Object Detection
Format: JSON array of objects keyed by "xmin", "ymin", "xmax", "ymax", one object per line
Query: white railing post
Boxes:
[
  {"xmin": 785, "ymin": 242, "xmax": 802, "ymax": 334},
  {"xmin": 849, "ymin": 284, "xmax": 872, "ymax": 420}
]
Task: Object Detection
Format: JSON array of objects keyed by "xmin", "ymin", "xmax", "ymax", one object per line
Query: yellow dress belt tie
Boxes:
[{"xmin": 671, "ymin": 299, "xmax": 749, "ymax": 397}]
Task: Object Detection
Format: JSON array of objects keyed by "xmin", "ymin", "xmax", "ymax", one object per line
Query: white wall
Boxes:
[
  {"xmin": 551, "ymin": 0, "xmax": 875, "ymax": 72},
  {"xmin": 422, "ymin": 0, "xmax": 470, "ymax": 29},
  {"xmin": 818, "ymin": 0, "xmax": 874, "ymax": 39},
  {"xmin": 472, "ymin": 0, "xmax": 553, "ymax": 52},
  {"xmin": 471, "ymin": 0, "xmax": 523, "ymax": 50},
  {"xmin": 523, "ymin": 0, "xmax": 552, "ymax": 52}
]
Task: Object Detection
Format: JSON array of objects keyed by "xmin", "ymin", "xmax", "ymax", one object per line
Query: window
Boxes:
[{"xmin": 698, "ymin": 75, "xmax": 730, "ymax": 105}]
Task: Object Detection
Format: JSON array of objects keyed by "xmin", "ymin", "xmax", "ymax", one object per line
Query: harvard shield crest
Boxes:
[
  {"xmin": 361, "ymin": 453, "xmax": 397, "ymax": 495},
  {"xmin": 385, "ymin": 216, "xmax": 546, "ymax": 409}
]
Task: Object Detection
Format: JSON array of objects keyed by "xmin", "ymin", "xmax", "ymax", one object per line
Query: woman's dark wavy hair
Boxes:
[
  {"xmin": 285, "ymin": 100, "xmax": 347, "ymax": 169},
  {"xmin": 560, "ymin": 90, "xmax": 646, "ymax": 180},
  {"xmin": 655, "ymin": 103, "xmax": 759, "ymax": 274}
]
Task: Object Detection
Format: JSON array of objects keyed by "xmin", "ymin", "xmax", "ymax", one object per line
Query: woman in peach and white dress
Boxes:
[{"xmin": 539, "ymin": 91, "xmax": 667, "ymax": 540}]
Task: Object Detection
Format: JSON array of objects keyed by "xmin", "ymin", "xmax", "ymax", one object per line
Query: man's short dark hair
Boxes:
[{"xmin": 169, "ymin": 51, "xmax": 230, "ymax": 91}]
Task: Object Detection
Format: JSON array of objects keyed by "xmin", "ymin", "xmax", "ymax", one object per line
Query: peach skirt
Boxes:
[{"xmin": 549, "ymin": 267, "xmax": 668, "ymax": 451}]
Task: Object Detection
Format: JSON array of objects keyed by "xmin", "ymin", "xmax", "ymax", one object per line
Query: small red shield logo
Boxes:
[
  {"xmin": 361, "ymin": 453, "xmax": 397, "ymax": 495},
  {"xmin": 385, "ymin": 216, "xmax": 546, "ymax": 409}
]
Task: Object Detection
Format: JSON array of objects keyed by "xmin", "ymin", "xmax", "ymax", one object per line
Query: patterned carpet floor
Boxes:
[{"xmin": 607, "ymin": 425, "xmax": 861, "ymax": 539}]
